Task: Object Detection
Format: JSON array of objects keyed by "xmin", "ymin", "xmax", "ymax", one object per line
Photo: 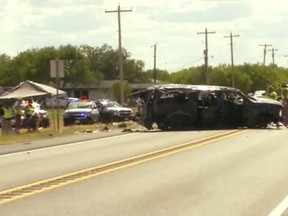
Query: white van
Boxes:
[{"xmin": 45, "ymin": 95, "xmax": 68, "ymax": 108}]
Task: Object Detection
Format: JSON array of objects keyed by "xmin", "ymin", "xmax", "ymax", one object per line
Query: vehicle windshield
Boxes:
[
  {"xmin": 102, "ymin": 101, "xmax": 121, "ymax": 108},
  {"xmin": 68, "ymin": 102, "xmax": 93, "ymax": 109}
]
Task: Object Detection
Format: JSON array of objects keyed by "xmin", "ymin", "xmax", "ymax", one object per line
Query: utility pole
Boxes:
[
  {"xmin": 197, "ymin": 28, "xmax": 216, "ymax": 84},
  {"xmin": 259, "ymin": 44, "xmax": 272, "ymax": 66},
  {"xmin": 105, "ymin": 5, "xmax": 132, "ymax": 105},
  {"xmin": 224, "ymin": 32, "xmax": 239, "ymax": 87},
  {"xmin": 153, "ymin": 43, "xmax": 157, "ymax": 83},
  {"xmin": 268, "ymin": 47, "xmax": 279, "ymax": 66}
]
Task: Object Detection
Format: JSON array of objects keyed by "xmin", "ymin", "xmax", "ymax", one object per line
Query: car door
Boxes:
[
  {"xmin": 216, "ymin": 91, "xmax": 245, "ymax": 127},
  {"xmin": 197, "ymin": 91, "xmax": 220, "ymax": 127},
  {"xmin": 199, "ymin": 90, "xmax": 245, "ymax": 128}
]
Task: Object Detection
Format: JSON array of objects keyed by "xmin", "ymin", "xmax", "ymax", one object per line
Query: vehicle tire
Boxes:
[
  {"xmin": 41, "ymin": 118, "xmax": 50, "ymax": 128},
  {"xmin": 86, "ymin": 117, "xmax": 94, "ymax": 125},
  {"xmin": 143, "ymin": 118, "xmax": 153, "ymax": 130},
  {"xmin": 157, "ymin": 122, "xmax": 169, "ymax": 131},
  {"xmin": 256, "ymin": 114, "xmax": 274, "ymax": 128},
  {"xmin": 167, "ymin": 114, "xmax": 192, "ymax": 130},
  {"xmin": 63, "ymin": 120, "xmax": 70, "ymax": 127},
  {"xmin": 246, "ymin": 117, "xmax": 257, "ymax": 128}
]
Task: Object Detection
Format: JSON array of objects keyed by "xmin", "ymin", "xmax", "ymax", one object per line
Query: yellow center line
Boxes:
[{"xmin": 0, "ymin": 129, "xmax": 248, "ymax": 205}]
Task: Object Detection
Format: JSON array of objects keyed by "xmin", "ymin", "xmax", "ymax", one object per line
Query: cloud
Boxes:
[
  {"xmin": 153, "ymin": 1, "xmax": 251, "ymax": 23},
  {"xmin": 1, "ymin": 0, "xmax": 288, "ymax": 71}
]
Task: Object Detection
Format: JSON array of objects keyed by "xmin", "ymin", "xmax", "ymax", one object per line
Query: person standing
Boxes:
[
  {"xmin": 0, "ymin": 103, "xmax": 14, "ymax": 135},
  {"xmin": 282, "ymin": 88, "xmax": 288, "ymax": 126},
  {"xmin": 14, "ymin": 100, "xmax": 23, "ymax": 134},
  {"xmin": 0, "ymin": 104, "xmax": 3, "ymax": 135},
  {"xmin": 25, "ymin": 100, "xmax": 35, "ymax": 133},
  {"xmin": 266, "ymin": 86, "xmax": 278, "ymax": 100}
]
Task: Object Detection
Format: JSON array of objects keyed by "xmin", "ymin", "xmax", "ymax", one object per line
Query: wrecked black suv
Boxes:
[{"xmin": 136, "ymin": 84, "xmax": 283, "ymax": 130}]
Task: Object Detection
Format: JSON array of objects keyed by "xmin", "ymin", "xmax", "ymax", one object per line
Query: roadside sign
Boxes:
[
  {"xmin": 50, "ymin": 60, "xmax": 64, "ymax": 78},
  {"xmin": 50, "ymin": 59, "xmax": 64, "ymax": 131}
]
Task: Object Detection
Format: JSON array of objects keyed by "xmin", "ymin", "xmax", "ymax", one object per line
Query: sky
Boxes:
[{"xmin": 1, "ymin": 0, "xmax": 288, "ymax": 72}]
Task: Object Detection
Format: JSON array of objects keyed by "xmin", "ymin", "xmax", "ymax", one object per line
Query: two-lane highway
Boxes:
[{"xmin": 0, "ymin": 128, "xmax": 288, "ymax": 216}]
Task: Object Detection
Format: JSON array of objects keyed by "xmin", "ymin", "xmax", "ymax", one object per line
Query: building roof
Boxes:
[{"xmin": 63, "ymin": 80, "xmax": 158, "ymax": 90}]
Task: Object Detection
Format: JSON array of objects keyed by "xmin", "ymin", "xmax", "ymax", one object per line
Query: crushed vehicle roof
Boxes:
[{"xmin": 146, "ymin": 84, "xmax": 240, "ymax": 91}]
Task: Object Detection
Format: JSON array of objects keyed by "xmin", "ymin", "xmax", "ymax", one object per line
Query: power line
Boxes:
[
  {"xmin": 105, "ymin": 4, "xmax": 132, "ymax": 105},
  {"xmin": 197, "ymin": 28, "xmax": 216, "ymax": 84},
  {"xmin": 224, "ymin": 32, "xmax": 240, "ymax": 87}
]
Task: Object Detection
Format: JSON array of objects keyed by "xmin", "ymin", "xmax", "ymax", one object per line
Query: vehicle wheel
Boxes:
[
  {"xmin": 167, "ymin": 115, "xmax": 192, "ymax": 130},
  {"xmin": 144, "ymin": 118, "xmax": 153, "ymax": 130},
  {"xmin": 157, "ymin": 122, "xmax": 169, "ymax": 131},
  {"xmin": 41, "ymin": 118, "xmax": 50, "ymax": 128},
  {"xmin": 86, "ymin": 117, "xmax": 94, "ymax": 125},
  {"xmin": 247, "ymin": 118, "xmax": 257, "ymax": 128},
  {"xmin": 63, "ymin": 121, "xmax": 70, "ymax": 127},
  {"xmin": 256, "ymin": 114, "xmax": 274, "ymax": 128}
]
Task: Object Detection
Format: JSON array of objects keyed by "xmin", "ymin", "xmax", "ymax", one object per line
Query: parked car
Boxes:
[
  {"xmin": 45, "ymin": 95, "xmax": 68, "ymax": 108},
  {"xmin": 95, "ymin": 99, "xmax": 133, "ymax": 123},
  {"xmin": 63, "ymin": 100, "xmax": 99, "ymax": 126},
  {"xmin": 135, "ymin": 84, "xmax": 283, "ymax": 130},
  {"xmin": 45, "ymin": 96, "xmax": 79, "ymax": 108}
]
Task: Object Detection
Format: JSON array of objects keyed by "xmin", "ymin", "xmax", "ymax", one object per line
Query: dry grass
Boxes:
[{"xmin": 0, "ymin": 117, "xmax": 139, "ymax": 146}]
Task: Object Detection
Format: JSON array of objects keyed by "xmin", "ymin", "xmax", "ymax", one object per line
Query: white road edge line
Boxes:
[
  {"xmin": 268, "ymin": 195, "xmax": 288, "ymax": 216},
  {"xmin": 0, "ymin": 133, "xmax": 135, "ymax": 158}
]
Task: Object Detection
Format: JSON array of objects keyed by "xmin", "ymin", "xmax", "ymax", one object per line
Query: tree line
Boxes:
[{"xmin": 1, "ymin": 43, "xmax": 288, "ymax": 95}]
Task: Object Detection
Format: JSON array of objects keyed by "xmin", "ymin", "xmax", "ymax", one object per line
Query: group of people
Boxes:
[
  {"xmin": 266, "ymin": 83, "xmax": 288, "ymax": 126},
  {"xmin": 266, "ymin": 84, "xmax": 288, "ymax": 100},
  {"xmin": 0, "ymin": 100, "xmax": 38, "ymax": 136}
]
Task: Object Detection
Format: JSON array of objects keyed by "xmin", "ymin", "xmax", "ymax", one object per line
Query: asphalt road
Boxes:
[{"xmin": 1, "ymin": 128, "xmax": 288, "ymax": 216}]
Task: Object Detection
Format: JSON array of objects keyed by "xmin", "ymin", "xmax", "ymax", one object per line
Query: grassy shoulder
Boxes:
[
  {"xmin": 0, "ymin": 120, "xmax": 139, "ymax": 146},
  {"xmin": 1, "ymin": 108, "xmax": 140, "ymax": 146}
]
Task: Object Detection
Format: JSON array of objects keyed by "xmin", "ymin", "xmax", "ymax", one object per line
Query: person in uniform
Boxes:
[
  {"xmin": 0, "ymin": 103, "xmax": 14, "ymax": 135},
  {"xmin": 281, "ymin": 88, "xmax": 288, "ymax": 126},
  {"xmin": 14, "ymin": 100, "xmax": 23, "ymax": 134},
  {"xmin": 25, "ymin": 100, "xmax": 35, "ymax": 133},
  {"xmin": 266, "ymin": 86, "xmax": 278, "ymax": 100}
]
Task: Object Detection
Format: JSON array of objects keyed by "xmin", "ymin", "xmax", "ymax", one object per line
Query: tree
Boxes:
[
  {"xmin": 33, "ymin": 47, "xmax": 58, "ymax": 83},
  {"xmin": 10, "ymin": 50, "xmax": 37, "ymax": 85},
  {"xmin": 57, "ymin": 45, "xmax": 97, "ymax": 88},
  {"xmin": 110, "ymin": 80, "xmax": 132, "ymax": 103},
  {"xmin": 209, "ymin": 65, "xmax": 231, "ymax": 86},
  {"xmin": 123, "ymin": 59, "xmax": 146, "ymax": 82},
  {"xmin": 0, "ymin": 54, "xmax": 13, "ymax": 86},
  {"xmin": 80, "ymin": 44, "xmax": 119, "ymax": 80},
  {"xmin": 144, "ymin": 69, "xmax": 170, "ymax": 83}
]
